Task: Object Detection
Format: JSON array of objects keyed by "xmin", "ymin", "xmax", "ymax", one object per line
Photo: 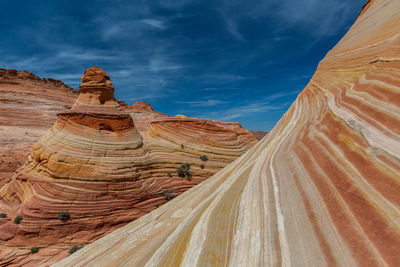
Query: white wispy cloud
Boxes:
[
  {"xmin": 264, "ymin": 90, "xmax": 300, "ymax": 101},
  {"xmin": 289, "ymin": 74, "xmax": 312, "ymax": 81},
  {"xmin": 224, "ymin": 17, "xmax": 244, "ymax": 41},
  {"xmin": 45, "ymin": 73, "xmax": 83, "ymax": 85},
  {"xmin": 158, "ymin": 0, "xmax": 192, "ymax": 8},
  {"xmin": 57, "ymin": 51, "xmax": 120, "ymax": 62},
  {"xmin": 176, "ymin": 99, "xmax": 228, "ymax": 107},
  {"xmin": 197, "ymin": 101, "xmax": 290, "ymax": 122},
  {"xmin": 101, "ymin": 24, "xmax": 124, "ymax": 40},
  {"xmin": 217, "ymin": 0, "xmax": 364, "ymax": 39},
  {"xmin": 202, "ymin": 73, "xmax": 248, "ymax": 84},
  {"xmin": 149, "ymin": 56, "xmax": 184, "ymax": 72},
  {"xmin": 1, "ymin": 47, "xmax": 125, "ymax": 76},
  {"xmin": 142, "ymin": 19, "xmax": 166, "ymax": 30},
  {"xmin": 200, "ymin": 87, "xmax": 241, "ymax": 91},
  {"xmin": 272, "ymin": 36, "xmax": 290, "ymax": 41}
]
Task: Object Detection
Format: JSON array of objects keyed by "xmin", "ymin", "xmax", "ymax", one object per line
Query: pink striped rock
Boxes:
[
  {"xmin": 0, "ymin": 67, "xmax": 257, "ymax": 266},
  {"xmin": 55, "ymin": 1, "xmax": 400, "ymax": 266}
]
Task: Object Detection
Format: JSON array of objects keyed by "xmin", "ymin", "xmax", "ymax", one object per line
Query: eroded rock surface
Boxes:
[
  {"xmin": 250, "ymin": 130, "xmax": 268, "ymax": 140},
  {"xmin": 0, "ymin": 67, "xmax": 257, "ymax": 266},
  {"xmin": 55, "ymin": 1, "xmax": 400, "ymax": 266},
  {"xmin": 0, "ymin": 69, "xmax": 77, "ymax": 189}
]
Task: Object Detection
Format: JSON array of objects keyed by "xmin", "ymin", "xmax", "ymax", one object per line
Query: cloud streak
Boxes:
[
  {"xmin": 200, "ymin": 101, "xmax": 291, "ymax": 122},
  {"xmin": 142, "ymin": 19, "xmax": 166, "ymax": 30},
  {"xmin": 176, "ymin": 99, "xmax": 228, "ymax": 107}
]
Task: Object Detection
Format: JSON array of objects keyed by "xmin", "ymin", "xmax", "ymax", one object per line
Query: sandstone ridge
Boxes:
[
  {"xmin": 0, "ymin": 68, "xmax": 76, "ymax": 90},
  {"xmin": 0, "ymin": 67, "xmax": 257, "ymax": 266},
  {"xmin": 0, "ymin": 69, "xmax": 77, "ymax": 190},
  {"xmin": 55, "ymin": 0, "xmax": 400, "ymax": 266}
]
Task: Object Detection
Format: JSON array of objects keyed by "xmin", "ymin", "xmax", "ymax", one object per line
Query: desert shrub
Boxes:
[
  {"xmin": 176, "ymin": 167, "xmax": 185, "ymax": 177},
  {"xmin": 155, "ymin": 204, "xmax": 159, "ymax": 208},
  {"xmin": 200, "ymin": 164, "xmax": 205, "ymax": 169},
  {"xmin": 30, "ymin": 247, "xmax": 39, "ymax": 254},
  {"xmin": 14, "ymin": 215, "xmax": 22, "ymax": 224},
  {"xmin": 58, "ymin": 211, "xmax": 70, "ymax": 221},
  {"xmin": 69, "ymin": 245, "xmax": 82, "ymax": 255},
  {"xmin": 163, "ymin": 190, "xmax": 175, "ymax": 201},
  {"xmin": 200, "ymin": 155, "xmax": 208, "ymax": 162},
  {"xmin": 0, "ymin": 213, "xmax": 6, "ymax": 218},
  {"xmin": 167, "ymin": 173, "xmax": 172, "ymax": 177},
  {"xmin": 176, "ymin": 163, "xmax": 192, "ymax": 180},
  {"xmin": 181, "ymin": 144, "xmax": 185, "ymax": 149}
]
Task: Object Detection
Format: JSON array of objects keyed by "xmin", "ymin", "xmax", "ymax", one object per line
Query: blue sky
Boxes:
[{"xmin": 0, "ymin": 0, "xmax": 366, "ymax": 131}]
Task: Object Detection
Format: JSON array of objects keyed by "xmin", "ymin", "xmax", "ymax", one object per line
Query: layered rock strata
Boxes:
[
  {"xmin": 250, "ymin": 130, "xmax": 268, "ymax": 140},
  {"xmin": 0, "ymin": 69, "xmax": 77, "ymax": 188},
  {"xmin": 128, "ymin": 101, "xmax": 168, "ymax": 133},
  {"xmin": 56, "ymin": 0, "xmax": 400, "ymax": 266},
  {"xmin": 0, "ymin": 67, "xmax": 257, "ymax": 266}
]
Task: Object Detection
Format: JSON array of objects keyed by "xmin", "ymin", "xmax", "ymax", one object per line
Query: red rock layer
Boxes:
[
  {"xmin": 250, "ymin": 130, "xmax": 268, "ymax": 140},
  {"xmin": 128, "ymin": 101, "xmax": 156, "ymax": 113},
  {"xmin": 0, "ymin": 67, "xmax": 257, "ymax": 266},
  {"xmin": 55, "ymin": 0, "xmax": 400, "ymax": 266},
  {"xmin": 128, "ymin": 101, "xmax": 169, "ymax": 133},
  {"xmin": 0, "ymin": 69, "xmax": 77, "ymax": 188}
]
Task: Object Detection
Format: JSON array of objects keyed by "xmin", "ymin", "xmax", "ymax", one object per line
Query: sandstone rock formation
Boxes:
[
  {"xmin": 128, "ymin": 101, "xmax": 156, "ymax": 113},
  {"xmin": 0, "ymin": 67, "xmax": 257, "ymax": 266},
  {"xmin": 0, "ymin": 69, "xmax": 77, "ymax": 188},
  {"xmin": 174, "ymin": 114, "xmax": 187, "ymax": 118},
  {"xmin": 56, "ymin": 0, "xmax": 400, "ymax": 266},
  {"xmin": 128, "ymin": 101, "xmax": 169, "ymax": 133},
  {"xmin": 250, "ymin": 130, "xmax": 268, "ymax": 140}
]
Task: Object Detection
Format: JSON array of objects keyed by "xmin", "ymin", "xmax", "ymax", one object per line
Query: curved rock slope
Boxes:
[
  {"xmin": 0, "ymin": 69, "xmax": 77, "ymax": 188},
  {"xmin": 56, "ymin": 0, "xmax": 400, "ymax": 266},
  {"xmin": 0, "ymin": 67, "xmax": 256, "ymax": 266}
]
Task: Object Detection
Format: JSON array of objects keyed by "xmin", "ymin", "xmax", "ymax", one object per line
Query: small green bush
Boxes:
[
  {"xmin": 30, "ymin": 247, "xmax": 39, "ymax": 254},
  {"xmin": 69, "ymin": 245, "xmax": 82, "ymax": 255},
  {"xmin": 14, "ymin": 215, "xmax": 22, "ymax": 224},
  {"xmin": 176, "ymin": 163, "xmax": 192, "ymax": 180},
  {"xmin": 167, "ymin": 173, "xmax": 172, "ymax": 177},
  {"xmin": 200, "ymin": 155, "xmax": 208, "ymax": 162},
  {"xmin": 58, "ymin": 211, "xmax": 70, "ymax": 221},
  {"xmin": 163, "ymin": 190, "xmax": 175, "ymax": 201},
  {"xmin": 181, "ymin": 144, "xmax": 185, "ymax": 149},
  {"xmin": 200, "ymin": 164, "xmax": 205, "ymax": 169},
  {"xmin": 155, "ymin": 204, "xmax": 159, "ymax": 208},
  {"xmin": 0, "ymin": 213, "xmax": 6, "ymax": 218}
]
